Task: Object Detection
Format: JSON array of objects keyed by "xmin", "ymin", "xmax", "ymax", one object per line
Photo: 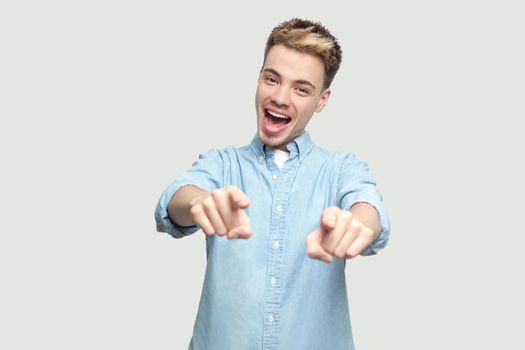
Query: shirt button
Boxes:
[
  {"xmin": 271, "ymin": 277, "xmax": 277, "ymax": 285},
  {"xmin": 267, "ymin": 314, "xmax": 274, "ymax": 324},
  {"xmin": 272, "ymin": 174, "xmax": 277, "ymax": 180},
  {"xmin": 276, "ymin": 205, "xmax": 282, "ymax": 212},
  {"xmin": 258, "ymin": 156, "xmax": 264, "ymax": 162},
  {"xmin": 273, "ymin": 240, "xmax": 280, "ymax": 249}
]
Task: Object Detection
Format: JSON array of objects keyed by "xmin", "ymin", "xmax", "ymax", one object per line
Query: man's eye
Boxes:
[
  {"xmin": 265, "ymin": 76, "xmax": 277, "ymax": 84},
  {"xmin": 296, "ymin": 87, "xmax": 309, "ymax": 95}
]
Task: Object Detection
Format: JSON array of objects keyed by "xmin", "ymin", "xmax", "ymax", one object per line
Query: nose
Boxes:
[{"xmin": 271, "ymin": 85, "xmax": 290, "ymax": 108}]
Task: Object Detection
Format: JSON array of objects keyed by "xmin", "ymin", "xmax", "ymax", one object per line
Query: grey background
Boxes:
[{"xmin": 1, "ymin": 0, "xmax": 523, "ymax": 349}]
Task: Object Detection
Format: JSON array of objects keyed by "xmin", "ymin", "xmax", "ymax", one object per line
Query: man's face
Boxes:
[{"xmin": 255, "ymin": 44, "xmax": 331, "ymax": 150}]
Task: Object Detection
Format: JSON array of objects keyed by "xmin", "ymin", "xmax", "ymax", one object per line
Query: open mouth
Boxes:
[{"xmin": 264, "ymin": 109, "xmax": 292, "ymax": 129}]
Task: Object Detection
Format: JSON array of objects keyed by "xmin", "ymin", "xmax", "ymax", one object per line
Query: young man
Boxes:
[{"xmin": 155, "ymin": 18, "xmax": 390, "ymax": 350}]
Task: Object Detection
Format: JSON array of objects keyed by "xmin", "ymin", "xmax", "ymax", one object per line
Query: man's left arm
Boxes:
[
  {"xmin": 349, "ymin": 202, "xmax": 382, "ymax": 239},
  {"xmin": 306, "ymin": 154, "xmax": 390, "ymax": 263}
]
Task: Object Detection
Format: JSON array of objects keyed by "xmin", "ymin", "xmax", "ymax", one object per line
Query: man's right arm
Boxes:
[
  {"xmin": 168, "ymin": 185, "xmax": 209, "ymax": 227},
  {"xmin": 154, "ymin": 149, "xmax": 224, "ymax": 238},
  {"xmin": 167, "ymin": 185, "xmax": 252, "ymax": 239}
]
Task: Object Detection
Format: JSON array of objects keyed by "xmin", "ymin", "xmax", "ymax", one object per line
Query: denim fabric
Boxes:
[{"xmin": 155, "ymin": 132, "xmax": 390, "ymax": 350}]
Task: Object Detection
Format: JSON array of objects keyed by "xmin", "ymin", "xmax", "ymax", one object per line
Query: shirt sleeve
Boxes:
[
  {"xmin": 154, "ymin": 149, "xmax": 225, "ymax": 238},
  {"xmin": 337, "ymin": 153, "xmax": 391, "ymax": 255}
]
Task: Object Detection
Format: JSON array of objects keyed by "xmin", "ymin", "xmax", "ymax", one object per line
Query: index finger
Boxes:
[
  {"xmin": 320, "ymin": 206, "xmax": 340, "ymax": 231},
  {"xmin": 225, "ymin": 186, "xmax": 250, "ymax": 209}
]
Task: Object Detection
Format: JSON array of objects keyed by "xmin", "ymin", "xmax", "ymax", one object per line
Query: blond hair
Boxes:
[{"xmin": 264, "ymin": 18, "xmax": 343, "ymax": 89}]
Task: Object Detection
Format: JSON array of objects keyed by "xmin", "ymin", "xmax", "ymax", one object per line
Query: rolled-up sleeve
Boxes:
[
  {"xmin": 154, "ymin": 149, "xmax": 225, "ymax": 238},
  {"xmin": 337, "ymin": 153, "xmax": 390, "ymax": 255}
]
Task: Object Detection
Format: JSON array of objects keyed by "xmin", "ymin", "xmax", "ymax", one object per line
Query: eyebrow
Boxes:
[{"xmin": 262, "ymin": 68, "xmax": 317, "ymax": 91}]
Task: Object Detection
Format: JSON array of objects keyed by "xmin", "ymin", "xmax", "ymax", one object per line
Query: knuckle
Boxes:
[
  {"xmin": 190, "ymin": 204, "xmax": 204, "ymax": 217},
  {"xmin": 362, "ymin": 227, "xmax": 374, "ymax": 239},
  {"xmin": 334, "ymin": 248, "xmax": 346, "ymax": 259},
  {"xmin": 323, "ymin": 206, "xmax": 337, "ymax": 215},
  {"xmin": 211, "ymin": 189, "xmax": 225, "ymax": 200},
  {"xmin": 189, "ymin": 205, "xmax": 201, "ymax": 216},
  {"xmin": 324, "ymin": 245, "xmax": 335, "ymax": 255},
  {"xmin": 329, "ymin": 205, "xmax": 340, "ymax": 213},
  {"xmin": 225, "ymin": 185, "xmax": 237, "ymax": 192},
  {"xmin": 202, "ymin": 196, "xmax": 214, "ymax": 208},
  {"xmin": 350, "ymin": 221, "xmax": 362, "ymax": 232},
  {"xmin": 341, "ymin": 210, "xmax": 352, "ymax": 223}
]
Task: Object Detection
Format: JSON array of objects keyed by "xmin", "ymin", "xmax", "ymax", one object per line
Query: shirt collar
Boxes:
[{"xmin": 250, "ymin": 131, "xmax": 314, "ymax": 163}]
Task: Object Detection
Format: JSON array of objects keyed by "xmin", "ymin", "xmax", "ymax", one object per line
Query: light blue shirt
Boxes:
[{"xmin": 155, "ymin": 132, "xmax": 390, "ymax": 350}]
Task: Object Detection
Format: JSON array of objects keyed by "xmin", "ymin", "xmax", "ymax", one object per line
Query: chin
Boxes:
[
  {"xmin": 259, "ymin": 134, "xmax": 288, "ymax": 150},
  {"xmin": 258, "ymin": 130, "xmax": 274, "ymax": 144}
]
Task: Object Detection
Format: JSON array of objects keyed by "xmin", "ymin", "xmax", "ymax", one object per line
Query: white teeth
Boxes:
[{"xmin": 267, "ymin": 110, "xmax": 290, "ymax": 119}]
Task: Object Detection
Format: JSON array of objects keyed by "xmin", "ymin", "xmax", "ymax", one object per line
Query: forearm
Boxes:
[
  {"xmin": 350, "ymin": 202, "xmax": 382, "ymax": 239},
  {"xmin": 168, "ymin": 185, "xmax": 209, "ymax": 227}
]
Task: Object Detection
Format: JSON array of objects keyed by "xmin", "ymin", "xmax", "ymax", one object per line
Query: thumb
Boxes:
[
  {"xmin": 306, "ymin": 229, "xmax": 333, "ymax": 264},
  {"xmin": 227, "ymin": 223, "xmax": 252, "ymax": 239}
]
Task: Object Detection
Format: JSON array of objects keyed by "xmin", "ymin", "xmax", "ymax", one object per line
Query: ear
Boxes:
[{"xmin": 315, "ymin": 88, "xmax": 331, "ymax": 113}]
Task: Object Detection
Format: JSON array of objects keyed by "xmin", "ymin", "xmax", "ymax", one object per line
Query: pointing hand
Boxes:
[
  {"xmin": 306, "ymin": 206, "xmax": 376, "ymax": 263},
  {"xmin": 189, "ymin": 186, "xmax": 252, "ymax": 239}
]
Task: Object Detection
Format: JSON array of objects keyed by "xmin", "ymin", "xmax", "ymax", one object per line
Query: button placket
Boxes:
[
  {"xmin": 262, "ymin": 159, "xmax": 299, "ymax": 349},
  {"xmin": 267, "ymin": 314, "xmax": 274, "ymax": 324}
]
